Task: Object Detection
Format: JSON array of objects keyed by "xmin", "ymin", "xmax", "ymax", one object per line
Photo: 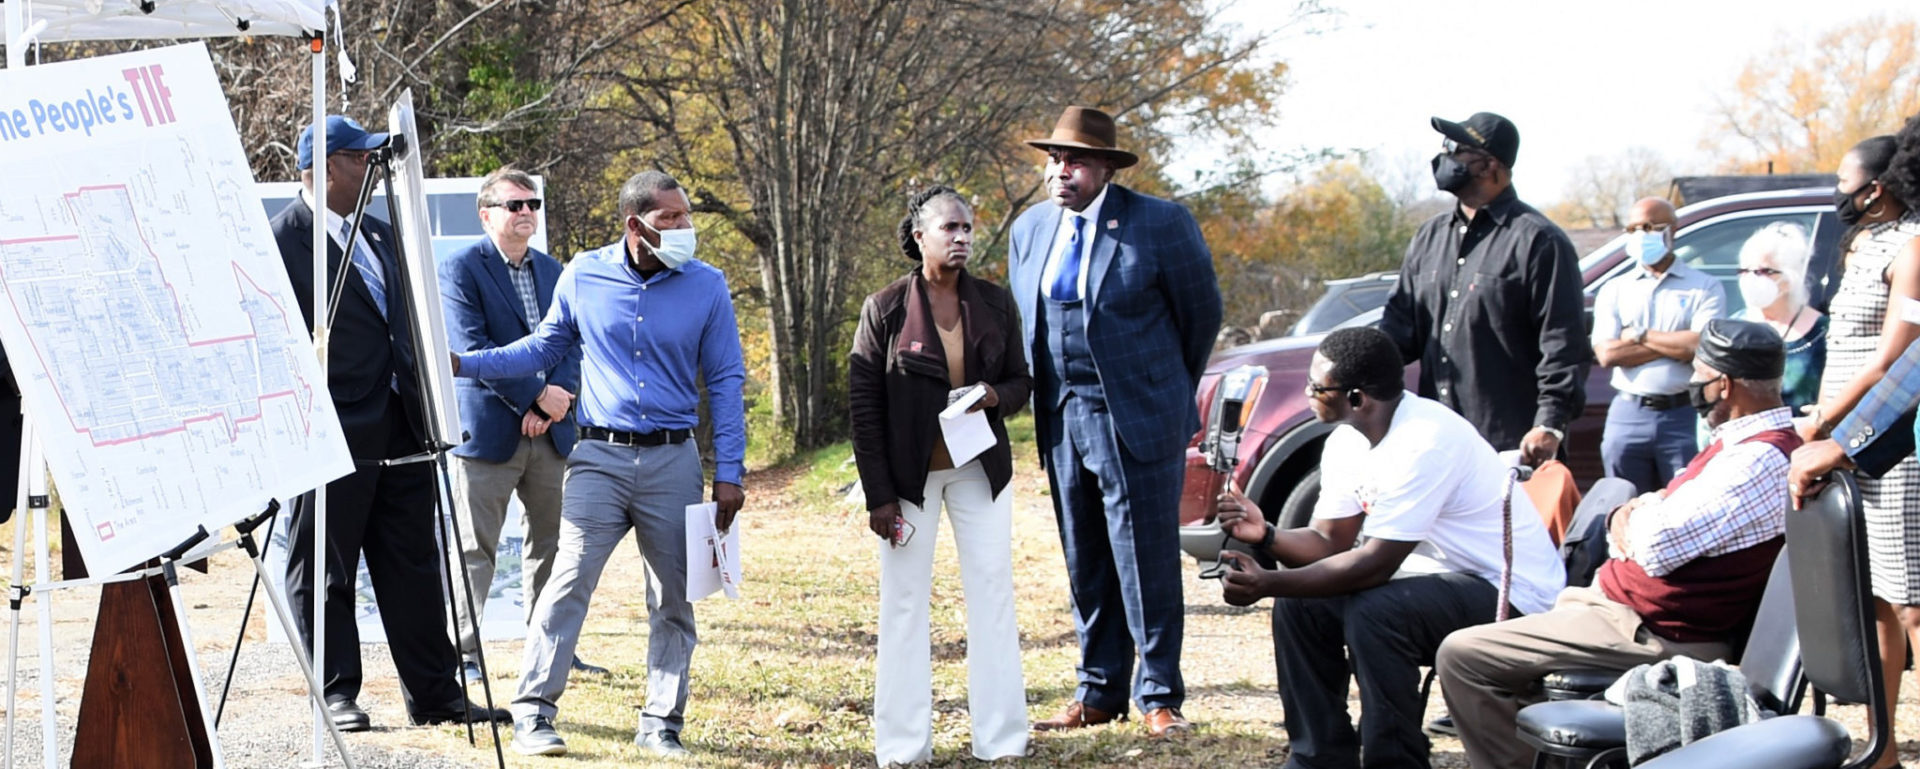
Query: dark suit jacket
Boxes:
[
  {"xmin": 1007, "ymin": 183, "xmax": 1223, "ymax": 463},
  {"xmin": 272, "ymin": 196, "xmax": 425, "ymax": 458},
  {"xmin": 438, "ymin": 236, "xmax": 581, "ymax": 463},
  {"xmin": 848, "ymin": 270, "xmax": 1032, "ymax": 510}
]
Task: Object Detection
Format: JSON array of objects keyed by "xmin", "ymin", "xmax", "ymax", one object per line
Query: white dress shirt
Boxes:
[{"xmin": 1040, "ymin": 183, "xmax": 1109, "ymax": 302}]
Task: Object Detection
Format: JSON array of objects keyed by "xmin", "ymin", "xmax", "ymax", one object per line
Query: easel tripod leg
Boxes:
[{"xmin": 435, "ymin": 462, "xmax": 506, "ymax": 767}]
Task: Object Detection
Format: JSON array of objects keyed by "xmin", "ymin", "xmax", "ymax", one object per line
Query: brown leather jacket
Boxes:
[{"xmin": 848, "ymin": 269, "xmax": 1032, "ymax": 511}]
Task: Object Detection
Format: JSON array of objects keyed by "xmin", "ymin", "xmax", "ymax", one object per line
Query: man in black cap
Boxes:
[
  {"xmin": 1436, "ymin": 318, "xmax": 1799, "ymax": 769},
  {"xmin": 273, "ymin": 115, "xmax": 506, "ymax": 730},
  {"xmin": 1379, "ymin": 111, "xmax": 1587, "ymax": 465}
]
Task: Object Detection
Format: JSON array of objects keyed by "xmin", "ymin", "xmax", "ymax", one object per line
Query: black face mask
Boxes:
[
  {"xmin": 1836, "ymin": 180, "xmax": 1879, "ymax": 226},
  {"xmin": 1687, "ymin": 375, "xmax": 1724, "ymax": 419},
  {"xmin": 1431, "ymin": 152, "xmax": 1475, "ymax": 194}
]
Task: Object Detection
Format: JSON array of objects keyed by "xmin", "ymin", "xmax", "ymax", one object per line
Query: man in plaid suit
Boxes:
[{"xmin": 1008, "ymin": 106, "xmax": 1222, "ymax": 739}]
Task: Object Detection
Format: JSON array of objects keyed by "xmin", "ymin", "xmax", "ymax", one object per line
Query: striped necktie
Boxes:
[{"xmin": 346, "ymin": 216, "xmax": 389, "ymax": 319}]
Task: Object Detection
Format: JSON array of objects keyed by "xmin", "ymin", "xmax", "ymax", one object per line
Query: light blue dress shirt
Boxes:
[
  {"xmin": 456, "ymin": 240, "xmax": 748, "ymax": 485},
  {"xmin": 1590, "ymin": 260, "xmax": 1726, "ymax": 396}
]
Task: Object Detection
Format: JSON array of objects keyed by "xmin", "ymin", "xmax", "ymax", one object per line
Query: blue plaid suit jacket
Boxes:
[
  {"xmin": 1008, "ymin": 184, "xmax": 1223, "ymax": 462},
  {"xmin": 1835, "ymin": 338, "xmax": 1920, "ymax": 477}
]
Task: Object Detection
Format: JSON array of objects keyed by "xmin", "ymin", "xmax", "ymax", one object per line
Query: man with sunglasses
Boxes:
[
  {"xmin": 438, "ymin": 167, "xmax": 609, "ymax": 690},
  {"xmin": 1380, "ymin": 112, "xmax": 1587, "ymax": 467},
  {"xmin": 1592, "ymin": 197, "xmax": 1726, "ymax": 494},
  {"xmin": 451, "ymin": 170, "xmax": 747, "ymax": 758},
  {"xmin": 1212, "ymin": 326, "xmax": 1564, "ymax": 769}
]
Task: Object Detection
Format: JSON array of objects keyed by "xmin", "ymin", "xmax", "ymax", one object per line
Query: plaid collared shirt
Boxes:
[
  {"xmin": 503, "ymin": 252, "xmax": 542, "ymax": 324},
  {"xmin": 1620, "ymin": 407, "xmax": 1794, "ymax": 577}
]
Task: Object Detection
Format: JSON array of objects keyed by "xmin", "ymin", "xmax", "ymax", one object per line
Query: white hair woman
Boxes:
[{"xmin": 1735, "ymin": 221, "xmax": 1825, "ymax": 410}]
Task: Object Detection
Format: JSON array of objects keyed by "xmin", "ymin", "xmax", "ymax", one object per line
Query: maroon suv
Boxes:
[{"xmin": 1177, "ymin": 187, "xmax": 1843, "ymax": 562}]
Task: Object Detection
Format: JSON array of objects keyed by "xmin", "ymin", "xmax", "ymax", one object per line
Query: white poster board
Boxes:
[
  {"xmin": 0, "ymin": 43, "xmax": 354, "ymax": 575},
  {"xmin": 385, "ymin": 89, "xmax": 462, "ymax": 448}
]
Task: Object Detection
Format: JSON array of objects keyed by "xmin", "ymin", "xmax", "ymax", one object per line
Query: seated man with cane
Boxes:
[
  {"xmin": 1436, "ymin": 318, "xmax": 1798, "ymax": 769},
  {"xmin": 1214, "ymin": 326, "xmax": 1565, "ymax": 769}
]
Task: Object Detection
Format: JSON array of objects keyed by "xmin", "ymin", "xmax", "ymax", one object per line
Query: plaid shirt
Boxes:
[
  {"xmin": 1621, "ymin": 407, "xmax": 1793, "ymax": 577},
  {"xmin": 502, "ymin": 251, "xmax": 542, "ymax": 325}
]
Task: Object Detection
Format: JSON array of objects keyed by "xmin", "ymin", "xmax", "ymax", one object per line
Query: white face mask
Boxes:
[
  {"xmin": 1739, "ymin": 272, "xmax": 1783, "ymax": 311},
  {"xmin": 1625, "ymin": 231, "xmax": 1668, "ymax": 266},
  {"xmin": 637, "ymin": 217, "xmax": 697, "ymax": 269}
]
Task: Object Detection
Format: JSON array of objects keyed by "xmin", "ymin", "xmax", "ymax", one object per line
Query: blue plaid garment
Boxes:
[
  {"xmin": 1835, "ymin": 338, "xmax": 1920, "ymax": 474},
  {"xmin": 503, "ymin": 255, "xmax": 542, "ymax": 324}
]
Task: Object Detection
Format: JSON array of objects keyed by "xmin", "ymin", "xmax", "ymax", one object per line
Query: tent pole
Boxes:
[{"xmin": 308, "ymin": 28, "xmax": 331, "ymax": 769}]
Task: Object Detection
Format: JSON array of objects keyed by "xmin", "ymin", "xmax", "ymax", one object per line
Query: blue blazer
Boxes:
[
  {"xmin": 1007, "ymin": 183, "xmax": 1223, "ymax": 462},
  {"xmin": 1835, "ymin": 338, "xmax": 1920, "ymax": 477},
  {"xmin": 438, "ymin": 236, "xmax": 581, "ymax": 462}
]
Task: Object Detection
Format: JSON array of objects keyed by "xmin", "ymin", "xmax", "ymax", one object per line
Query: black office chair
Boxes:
[
  {"xmin": 1511, "ymin": 541, "xmax": 1804, "ymax": 769},
  {"xmin": 1634, "ymin": 473, "xmax": 1882, "ymax": 769}
]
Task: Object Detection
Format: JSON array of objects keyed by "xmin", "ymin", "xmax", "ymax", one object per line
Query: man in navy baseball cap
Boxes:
[{"xmin": 296, "ymin": 114, "xmax": 389, "ymax": 170}]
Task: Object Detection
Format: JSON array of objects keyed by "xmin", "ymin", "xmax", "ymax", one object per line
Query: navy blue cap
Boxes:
[{"xmin": 296, "ymin": 115, "xmax": 389, "ymax": 170}]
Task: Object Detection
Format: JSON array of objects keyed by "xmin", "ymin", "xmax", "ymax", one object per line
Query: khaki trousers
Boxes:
[{"xmin": 1433, "ymin": 585, "xmax": 1730, "ymax": 769}]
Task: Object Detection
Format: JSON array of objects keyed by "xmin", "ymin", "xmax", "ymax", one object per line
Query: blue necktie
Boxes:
[
  {"xmin": 347, "ymin": 217, "xmax": 389, "ymax": 319},
  {"xmin": 1051, "ymin": 215, "xmax": 1084, "ymax": 301}
]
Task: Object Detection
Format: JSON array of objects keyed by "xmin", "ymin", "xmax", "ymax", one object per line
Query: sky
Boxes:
[{"xmin": 1200, "ymin": 0, "xmax": 1913, "ymax": 208}]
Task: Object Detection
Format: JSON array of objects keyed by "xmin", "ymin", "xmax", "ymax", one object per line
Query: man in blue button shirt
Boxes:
[{"xmin": 452, "ymin": 170, "xmax": 747, "ymax": 758}]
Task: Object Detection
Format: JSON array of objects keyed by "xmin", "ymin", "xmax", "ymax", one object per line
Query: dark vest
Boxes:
[
  {"xmin": 1597, "ymin": 425, "xmax": 1801, "ymax": 643},
  {"xmin": 1035, "ymin": 295, "xmax": 1103, "ymax": 407}
]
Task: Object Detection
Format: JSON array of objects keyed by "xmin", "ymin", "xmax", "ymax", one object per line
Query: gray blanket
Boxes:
[{"xmin": 1603, "ymin": 656, "xmax": 1762, "ymax": 765}]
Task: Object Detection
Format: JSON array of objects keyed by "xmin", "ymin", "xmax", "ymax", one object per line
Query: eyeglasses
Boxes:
[
  {"xmin": 1304, "ymin": 382, "xmax": 1350, "ymax": 399},
  {"xmin": 1624, "ymin": 222, "xmax": 1673, "ymax": 234},
  {"xmin": 486, "ymin": 198, "xmax": 544, "ymax": 213},
  {"xmin": 1735, "ymin": 267, "xmax": 1782, "ymax": 277},
  {"xmin": 1441, "ymin": 139, "xmax": 1492, "ymax": 159}
]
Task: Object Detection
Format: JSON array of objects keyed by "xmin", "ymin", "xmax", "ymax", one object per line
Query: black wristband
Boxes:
[
  {"xmin": 529, "ymin": 402, "xmax": 553, "ymax": 421},
  {"xmin": 1258, "ymin": 521, "xmax": 1276, "ymax": 553}
]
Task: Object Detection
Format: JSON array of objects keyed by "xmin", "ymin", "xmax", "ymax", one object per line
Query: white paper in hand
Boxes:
[
  {"xmin": 938, "ymin": 385, "xmax": 996, "ymax": 467},
  {"xmin": 684, "ymin": 502, "xmax": 742, "ymax": 601}
]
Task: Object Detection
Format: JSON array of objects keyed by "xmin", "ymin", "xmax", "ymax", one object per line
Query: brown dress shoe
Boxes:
[
  {"xmin": 1143, "ymin": 707, "xmax": 1191, "ymax": 738},
  {"xmin": 1032, "ymin": 701, "xmax": 1121, "ymax": 731}
]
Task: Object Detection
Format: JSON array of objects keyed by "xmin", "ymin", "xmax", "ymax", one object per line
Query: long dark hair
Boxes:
[
  {"xmin": 896, "ymin": 185, "xmax": 969, "ymax": 262},
  {"xmin": 1841, "ymin": 134, "xmax": 1900, "ymax": 263}
]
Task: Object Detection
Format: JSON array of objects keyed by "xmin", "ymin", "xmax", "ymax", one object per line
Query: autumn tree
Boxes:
[
  {"xmin": 605, "ymin": 0, "xmax": 1320, "ymax": 448},
  {"xmin": 1708, "ymin": 14, "xmax": 1920, "ymax": 173},
  {"xmin": 1546, "ymin": 146, "xmax": 1676, "ymax": 229}
]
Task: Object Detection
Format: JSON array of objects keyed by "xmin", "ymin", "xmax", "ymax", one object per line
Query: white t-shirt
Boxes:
[{"xmin": 1314, "ymin": 396, "xmax": 1566, "ymax": 615}]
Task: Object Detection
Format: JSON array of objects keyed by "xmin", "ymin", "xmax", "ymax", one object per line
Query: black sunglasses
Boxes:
[{"xmin": 487, "ymin": 198, "xmax": 544, "ymax": 213}]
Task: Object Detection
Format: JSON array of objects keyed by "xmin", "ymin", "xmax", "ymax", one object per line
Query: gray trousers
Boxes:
[
  {"xmin": 510, "ymin": 438, "xmax": 703, "ymax": 736},
  {"xmin": 447, "ymin": 436, "xmax": 566, "ymax": 660},
  {"xmin": 1435, "ymin": 586, "xmax": 1730, "ymax": 769}
]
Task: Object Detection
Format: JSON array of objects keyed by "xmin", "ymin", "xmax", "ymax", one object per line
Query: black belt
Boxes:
[
  {"xmin": 579, "ymin": 425, "xmax": 692, "ymax": 447},
  {"xmin": 1624, "ymin": 392, "xmax": 1689, "ymax": 410}
]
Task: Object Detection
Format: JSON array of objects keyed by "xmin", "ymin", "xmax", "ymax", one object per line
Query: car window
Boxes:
[{"xmin": 1590, "ymin": 209, "xmax": 1826, "ymax": 318}]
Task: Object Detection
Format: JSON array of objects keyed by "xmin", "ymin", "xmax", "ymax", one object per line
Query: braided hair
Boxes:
[{"xmin": 897, "ymin": 185, "xmax": 970, "ymax": 262}]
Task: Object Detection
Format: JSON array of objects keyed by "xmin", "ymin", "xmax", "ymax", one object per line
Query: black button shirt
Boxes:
[{"xmin": 1379, "ymin": 186, "xmax": 1589, "ymax": 451}]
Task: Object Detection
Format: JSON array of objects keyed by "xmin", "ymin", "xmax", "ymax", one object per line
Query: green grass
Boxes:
[{"xmin": 398, "ymin": 412, "xmax": 1288, "ymax": 767}]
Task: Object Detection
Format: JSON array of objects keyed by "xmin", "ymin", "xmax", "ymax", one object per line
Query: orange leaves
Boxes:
[{"xmin": 1709, "ymin": 14, "xmax": 1920, "ymax": 174}]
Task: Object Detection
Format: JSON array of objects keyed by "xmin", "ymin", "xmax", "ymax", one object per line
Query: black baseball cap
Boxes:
[{"xmin": 1431, "ymin": 112, "xmax": 1520, "ymax": 169}]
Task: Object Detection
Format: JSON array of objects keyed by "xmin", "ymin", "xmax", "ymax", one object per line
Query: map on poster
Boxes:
[{"xmin": 0, "ymin": 43, "xmax": 354, "ymax": 575}]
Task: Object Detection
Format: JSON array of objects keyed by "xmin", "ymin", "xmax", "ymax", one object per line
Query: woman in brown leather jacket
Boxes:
[{"xmin": 848, "ymin": 186, "xmax": 1032, "ymax": 765}]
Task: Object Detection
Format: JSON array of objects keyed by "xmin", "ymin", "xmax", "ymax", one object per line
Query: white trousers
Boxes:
[{"xmin": 874, "ymin": 461, "xmax": 1028, "ymax": 764}]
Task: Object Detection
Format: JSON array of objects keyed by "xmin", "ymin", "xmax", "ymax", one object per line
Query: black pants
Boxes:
[
  {"xmin": 1273, "ymin": 572, "xmax": 1498, "ymax": 769},
  {"xmin": 286, "ymin": 398, "xmax": 460, "ymax": 712}
]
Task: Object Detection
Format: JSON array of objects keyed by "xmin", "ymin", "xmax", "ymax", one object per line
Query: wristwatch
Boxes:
[
  {"xmin": 1624, "ymin": 326, "xmax": 1648, "ymax": 344},
  {"xmin": 1536, "ymin": 425, "xmax": 1565, "ymax": 442},
  {"xmin": 1258, "ymin": 521, "xmax": 1276, "ymax": 552}
]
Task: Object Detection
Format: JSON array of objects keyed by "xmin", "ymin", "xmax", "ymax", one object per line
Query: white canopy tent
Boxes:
[{"xmin": 3, "ymin": 1, "xmax": 343, "ymax": 765}]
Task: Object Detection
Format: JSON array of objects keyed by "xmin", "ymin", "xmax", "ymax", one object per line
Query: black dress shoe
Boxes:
[
  {"xmin": 571, "ymin": 656, "xmax": 610, "ymax": 676},
  {"xmin": 409, "ymin": 699, "xmax": 511, "ymax": 726},
  {"xmin": 635, "ymin": 729, "xmax": 688, "ymax": 757},
  {"xmin": 328, "ymin": 698, "xmax": 371, "ymax": 732},
  {"xmin": 1425, "ymin": 714, "xmax": 1457, "ymax": 737}
]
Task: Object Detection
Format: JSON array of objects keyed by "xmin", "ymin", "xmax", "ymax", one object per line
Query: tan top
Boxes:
[{"xmin": 927, "ymin": 319, "xmax": 966, "ymax": 471}]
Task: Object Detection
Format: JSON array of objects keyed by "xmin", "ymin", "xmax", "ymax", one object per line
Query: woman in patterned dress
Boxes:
[{"xmin": 1802, "ymin": 128, "xmax": 1920, "ymax": 769}]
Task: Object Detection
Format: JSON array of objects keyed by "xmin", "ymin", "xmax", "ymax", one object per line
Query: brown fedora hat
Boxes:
[{"xmin": 1024, "ymin": 106, "xmax": 1139, "ymax": 169}]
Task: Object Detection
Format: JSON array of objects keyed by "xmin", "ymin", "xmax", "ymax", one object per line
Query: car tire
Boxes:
[{"xmin": 1274, "ymin": 467, "xmax": 1320, "ymax": 531}]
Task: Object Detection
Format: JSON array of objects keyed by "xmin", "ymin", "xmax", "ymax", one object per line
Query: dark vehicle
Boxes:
[
  {"xmin": 1289, "ymin": 272, "xmax": 1398, "ymax": 336},
  {"xmin": 1178, "ymin": 188, "xmax": 1845, "ymax": 562}
]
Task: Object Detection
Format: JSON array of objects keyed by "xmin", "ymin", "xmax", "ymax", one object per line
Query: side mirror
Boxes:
[{"xmin": 1200, "ymin": 364, "xmax": 1269, "ymax": 474}]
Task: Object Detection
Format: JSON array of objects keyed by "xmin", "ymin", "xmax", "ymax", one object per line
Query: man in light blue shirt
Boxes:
[
  {"xmin": 1591, "ymin": 197, "xmax": 1726, "ymax": 493},
  {"xmin": 452, "ymin": 170, "xmax": 746, "ymax": 758}
]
